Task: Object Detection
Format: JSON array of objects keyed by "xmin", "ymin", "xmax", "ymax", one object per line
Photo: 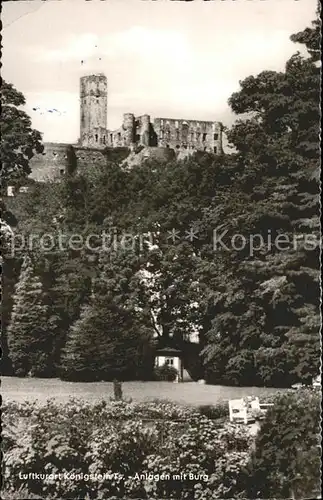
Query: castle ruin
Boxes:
[
  {"xmin": 24, "ymin": 73, "xmax": 224, "ymax": 183},
  {"xmin": 79, "ymin": 73, "xmax": 223, "ymax": 154}
]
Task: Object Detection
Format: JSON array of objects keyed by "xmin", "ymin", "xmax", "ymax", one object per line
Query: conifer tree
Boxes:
[
  {"xmin": 60, "ymin": 250, "xmax": 154, "ymax": 381},
  {"xmin": 7, "ymin": 254, "xmax": 54, "ymax": 377}
]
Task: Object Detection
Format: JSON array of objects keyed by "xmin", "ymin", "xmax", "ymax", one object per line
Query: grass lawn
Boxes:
[{"xmin": 1, "ymin": 376, "xmax": 287, "ymax": 406}]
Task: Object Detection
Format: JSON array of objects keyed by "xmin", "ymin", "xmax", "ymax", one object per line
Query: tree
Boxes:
[
  {"xmin": 1, "ymin": 82, "xmax": 45, "ymax": 369},
  {"xmin": 6, "ymin": 255, "xmax": 55, "ymax": 377},
  {"xmin": 60, "ymin": 249, "xmax": 154, "ymax": 382},
  {"xmin": 1, "ymin": 81, "xmax": 44, "ymax": 186},
  {"xmin": 200, "ymin": 15, "xmax": 321, "ymax": 386}
]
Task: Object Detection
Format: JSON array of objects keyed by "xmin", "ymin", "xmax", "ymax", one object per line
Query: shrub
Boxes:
[
  {"xmin": 154, "ymin": 364, "xmax": 178, "ymax": 381},
  {"xmin": 2, "ymin": 398, "xmax": 252, "ymax": 499},
  {"xmin": 1, "ymin": 489, "xmax": 44, "ymax": 499},
  {"xmin": 140, "ymin": 418, "xmax": 252, "ymax": 499},
  {"xmin": 198, "ymin": 402, "xmax": 229, "ymax": 420},
  {"xmin": 247, "ymin": 389, "xmax": 321, "ymax": 499}
]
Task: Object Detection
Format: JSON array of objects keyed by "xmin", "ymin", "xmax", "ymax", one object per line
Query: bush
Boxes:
[
  {"xmin": 198, "ymin": 402, "xmax": 229, "ymax": 420},
  {"xmin": 1, "ymin": 489, "xmax": 44, "ymax": 499},
  {"xmin": 141, "ymin": 418, "xmax": 251, "ymax": 499},
  {"xmin": 6, "ymin": 393, "xmax": 318, "ymax": 499},
  {"xmin": 154, "ymin": 364, "xmax": 178, "ymax": 381},
  {"xmin": 2, "ymin": 398, "xmax": 252, "ymax": 499},
  {"xmin": 247, "ymin": 389, "xmax": 321, "ymax": 499}
]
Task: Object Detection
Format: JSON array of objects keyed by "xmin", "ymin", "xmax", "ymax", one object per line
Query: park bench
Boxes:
[{"xmin": 229, "ymin": 396, "xmax": 274, "ymax": 424}]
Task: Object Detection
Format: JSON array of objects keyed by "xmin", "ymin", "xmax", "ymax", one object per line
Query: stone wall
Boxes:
[
  {"xmin": 77, "ymin": 73, "xmax": 224, "ymax": 155},
  {"xmin": 106, "ymin": 113, "xmax": 134, "ymax": 148},
  {"xmin": 29, "ymin": 142, "xmax": 70, "ymax": 182},
  {"xmin": 29, "ymin": 143, "xmax": 131, "ymax": 182},
  {"xmin": 153, "ymin": 118, "xmax": 223, "ymax": 154},
  {"xmin": 75, "ymin": 146, "xmax": 108, "ymax": 170},
  {"xmin": 123, "ymin": 146, "xmax": 175, "ymax": 168}
]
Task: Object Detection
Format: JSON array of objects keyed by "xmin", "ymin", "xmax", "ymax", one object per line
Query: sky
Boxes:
[{"xmin": 2, "ymin": 0, "xmax": 318, "ymax": 144}]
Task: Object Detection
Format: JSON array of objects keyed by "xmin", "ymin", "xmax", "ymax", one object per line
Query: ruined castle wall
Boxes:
[
  {"xmin": 135, "ymin": 115, "xmax": 151, "ymax": 146},
  {"xmin": 106, "ymin": 126, "xmax": 127, "ymax": 147},
  {"xmin": 29, "ymin": 143, "xmax": 109, "ymax": 181},
  {"xmin": 106, "ymin": 113, "xmax": 136, "ymax": 148},
  {"xmin": 153, "ymin": 118, "xmax": 223, "ymax": 154},
  {"xmin": 29, "ymin": 142, "xmax": 131, "ymax": 182},
  {"xmin": 107, "ymin": 114, "xmax": 158, "ymax": 148},
  {"xmin": 29, "ymin": 143, "xmax": 70, "ymax": 182},
  {"xmin": 89, "ymin": 127, "xmax": 108, "ymax": 148},
  {"xmin": 74, "ymin": 146, "xmax": 108, "ymax": 170}
]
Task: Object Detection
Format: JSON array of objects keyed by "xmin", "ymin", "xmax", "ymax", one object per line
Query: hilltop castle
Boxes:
[
  {"xmin": 24, "ymin": 73, "xmax": 224, "ymax": 183},
  {"xmin": 79, "ymin": 73, "xmax": 223, "ymax": 154}
]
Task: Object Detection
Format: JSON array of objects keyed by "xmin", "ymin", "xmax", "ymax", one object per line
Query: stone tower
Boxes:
[{"xmin": 80, "ymin": 74, "xmax": 108, "ymax": 148}]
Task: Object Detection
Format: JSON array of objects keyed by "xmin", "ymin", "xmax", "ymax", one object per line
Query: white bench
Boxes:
[
  {"xmin": 229, "ymin": 397, "xmax": 274, "ymax": 424},
  {"xmin": 229, "ymin": 398, "xmax": 250, "ymax": 424}
]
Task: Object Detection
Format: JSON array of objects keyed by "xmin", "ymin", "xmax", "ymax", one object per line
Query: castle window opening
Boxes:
[
  {"xmin": 59, "ymin": 169, "xmax": 64, "ymax": 176},
  {"xmin": 196, "ymin": 132, "xmax": 201, "ymax": 141},
  {"xmin": 214, "ymin": 133, "xmax": 219, "ymax": 140},
  {"xmin": 202, "ymin": 133, "xmax": 207, "ymax": 142},
  {"xmin": 176, "ymin": 145, "xmax": 180, "ymax": 149},
  {"xmin": 117, "ymin": 132, "xmax": 121, "ymax": 141},
  {"xmin": 214, "ymin": 146, "xmax": 217, "ymax": 154},
  {"xmin": 191, "ymin": 132, "xmax": 194, "ymax": 141},
  {"xmin": 103, "ymin": 136, "xmax": 106, "ymax": 144},
  {"xmin": 110, "ymin": 134, "xmax": 113, "ymax": 142},
  {"xmin": 95, "ymin": 134, "xmax": 98, "ymax": 143}
]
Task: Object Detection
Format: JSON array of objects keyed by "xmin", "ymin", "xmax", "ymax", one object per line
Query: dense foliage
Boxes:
[
  {"xmin": 248, "ymin": 388, "xmax": 321, "ymax": 499},
  {"xmin": 6, "ymin": 255, "xmax": 55, "ymax": 377},
  {"xmin": 1, "ymin": 398, "xmax": 251, "ymax": 499},
  {"xmin": 2, "ymin": 391, "xmax": 320, "ymax": 499},
  {"xmin": 1, "ymin": 81, "xmax": 43, "ymax": 185},
  {"xmin": 154, "ymin": 364, "xmax": 178, "ymax": 381},
  {"xmin": 2, "ymin": 15, "xmax": 320, "ymax": 386},
  {"xmin": 200, "ymin": 16, "xmax": 321, "ymax": 385}
]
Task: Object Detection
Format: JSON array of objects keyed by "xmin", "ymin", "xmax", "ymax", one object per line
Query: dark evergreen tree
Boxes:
[
  {"xmin": 60, "ymin": 249, "xmax": 154, "ymax": 381},
  {"xmin": 200, "ymin": 15, "xmax": 321, "ymax": 386},
  {"xmin": 6, "ymin": 255, "xmax": 55, "ymax": 377}
]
